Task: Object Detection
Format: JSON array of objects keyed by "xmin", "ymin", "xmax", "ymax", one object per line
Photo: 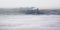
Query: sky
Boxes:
[{"xmin": 0, "ymin": 0, "xmax": 60, "ymax": 9}]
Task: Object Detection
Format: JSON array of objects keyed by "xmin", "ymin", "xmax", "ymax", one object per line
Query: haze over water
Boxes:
[
  {"xmin": 0, "ymin": 15, "xmax": 60, "ymax": 30},
  {"xmin": 0, "ymin": 0, "xmax": 60, "ymax": 30}
]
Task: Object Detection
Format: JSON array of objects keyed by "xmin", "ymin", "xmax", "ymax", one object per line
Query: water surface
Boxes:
[{"xmin": 0, "ymin": 15, "xmax": 60, "ymax": 30}]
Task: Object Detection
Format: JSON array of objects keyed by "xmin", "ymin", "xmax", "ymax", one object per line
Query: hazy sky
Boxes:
[{"xmin": 0, "ymin": 0, "xmax": 60, "ymax": 9}]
